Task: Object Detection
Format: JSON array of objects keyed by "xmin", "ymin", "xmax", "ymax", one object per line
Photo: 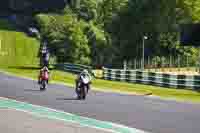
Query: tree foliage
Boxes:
[
  {"xmin": 34, "ymin": 0, "xmax": 200, "ymax": 67},
  {"xmin": 35, "ymin": 13, "xmax": 90, "ymax": 64}
]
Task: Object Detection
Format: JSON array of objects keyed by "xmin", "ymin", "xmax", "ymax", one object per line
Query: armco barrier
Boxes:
[
  {"xmin": 55, "ymin": 63, "xmax": 92, "ymax": 74},
  {"xmin": 103, "ymin": 68, "xmax": 200, "ymax": 90}
]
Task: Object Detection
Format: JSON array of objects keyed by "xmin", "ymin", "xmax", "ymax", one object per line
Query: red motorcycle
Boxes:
[{"xmin": 39, "ymin": 71, "xmax": 49, "ymax": 91}]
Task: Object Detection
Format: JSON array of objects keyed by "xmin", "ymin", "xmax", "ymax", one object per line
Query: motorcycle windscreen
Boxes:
[{"xmin": 81, "ymin": 76, "xmax": 90, "ymax": 84}]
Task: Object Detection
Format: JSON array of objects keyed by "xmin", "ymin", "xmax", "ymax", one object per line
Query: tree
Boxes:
[
  {"xmin": 35, "ymin": 13, "xmax": 91, "ymax": 65},
  {"xmin": 77, "ymin": 0, "xmax": 98, "ymax": 21},
  {"xmin": 34, "ymin": 0, "xmax": 200, "ymax": 67},
  {"xmin": 107, "ymin": 0, "xmax": 200, "ymax": 65}
]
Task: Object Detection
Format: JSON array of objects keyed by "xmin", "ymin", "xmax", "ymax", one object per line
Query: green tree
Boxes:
[{"xmin": 35, "ymin": 13, "xmax": 91, "ymax": 65}]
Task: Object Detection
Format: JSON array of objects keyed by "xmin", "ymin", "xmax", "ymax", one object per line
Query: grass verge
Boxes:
[
  {"xmin": 1, "ymin": 67, "xmax": 200, "ymax": 103},
  {"xmin": 0, "ymin": 19, "xmax": 40, "ymax": 67}
]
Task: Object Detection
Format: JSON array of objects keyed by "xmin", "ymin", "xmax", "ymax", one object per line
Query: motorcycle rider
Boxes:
[
  {"xmin": 75, "ymin": 69, "xmax": 92, "ymax": 93},
  {"xmin": 38, "ymin": 66, "xmax": 50, "ymax": 84},
  {"xmin": 39, "ymin": 41, "xmax": 50, "ymax": 67},
  {"xmin": 43, "ymin": 51, "xmax": 50, "ymax": 67}
]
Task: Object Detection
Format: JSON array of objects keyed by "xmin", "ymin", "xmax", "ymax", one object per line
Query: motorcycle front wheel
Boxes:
[{"xmin": 81, "ymin": 86, "xmax": 87, "ymax": 100}]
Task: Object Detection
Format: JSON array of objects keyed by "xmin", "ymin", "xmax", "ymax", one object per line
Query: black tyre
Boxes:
[
  {"xmin": 77, "ymin": 95, "xmax": 81, "ymax": 100},
  {"xmin": 82, "ymin": 95, "xmax": 86, "ymax": 100},
  {"xmin": 40, "ymin": 80, "xmax": 47, "ymax": 91},
  {"xmin": 82, "ymin": 86, "xmax": 87, "ymax": 100}
]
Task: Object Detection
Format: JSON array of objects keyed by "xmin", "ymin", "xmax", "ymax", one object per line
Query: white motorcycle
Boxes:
[{"xmin": 76, "ymin": 75, "xmax": 90, "ymax": 100}]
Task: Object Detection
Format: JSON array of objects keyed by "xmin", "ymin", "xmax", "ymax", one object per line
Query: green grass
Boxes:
[
  {"xmin": 93, "ymin": 79, "xmax": 200, "ymax": 103},
  {"xmin": 0, "ymin": 20, "xmax": 200, "ymax": 103},
  {"xmin": 0, "ymin": 20, "xmax": 40, "ymax": 67}
]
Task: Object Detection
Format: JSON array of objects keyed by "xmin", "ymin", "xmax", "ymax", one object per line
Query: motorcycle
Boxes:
[
  {"xmin": 76, "ymin": 75, "xmax": 90, "ymax": 100},
  {"xmin": 39, "ymin": 71, "xmax": 49, "ymax": 91}
]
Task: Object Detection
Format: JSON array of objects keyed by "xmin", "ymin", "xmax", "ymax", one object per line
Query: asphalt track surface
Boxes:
[
  {"xmin": 0, "ymin": 73, "xmax": 200, "ymax": 133},
  {"xmin": 0, "ymin": 109, "xmax": 110, "ymax": 133}
]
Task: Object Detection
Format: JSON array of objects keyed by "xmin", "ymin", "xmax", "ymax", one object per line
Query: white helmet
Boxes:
[
  {"xmin": 83, "ymin": 69, "xmax": 88, "ymax": 74},
  {"xmin": 43, "ymin": 66, "xmax": 48, "ymax": 71}
]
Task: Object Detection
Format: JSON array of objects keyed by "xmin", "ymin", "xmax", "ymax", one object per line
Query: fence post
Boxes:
[
  {"xmin": 148, "ymin": 56, "xmax": 150, "ymax": 69},
  {"xmin": 123, "ymin": 60, "xmax": 127, "ymax": 70}
]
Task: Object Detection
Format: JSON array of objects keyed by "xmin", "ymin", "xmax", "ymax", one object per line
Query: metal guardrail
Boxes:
[
  {"xmin": 103, "ymin": 68, "xmax": 200, "ymax": 90},
  {"xmin": 55, "ymin": 63, "xmax": 92, "ymax": 74}
]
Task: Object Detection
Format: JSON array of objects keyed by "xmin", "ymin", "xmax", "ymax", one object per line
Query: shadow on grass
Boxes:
[
  {"xmin": 8, "ymin": 66, "xmax": 54, "ymax": 70},
  {"xmin": 8, "ymin": 66, "xmax": 40, "ymax": 70},
  {"xmin": 0, "ymin": 19, "xmax": 21, "ymax": 32},
  {"xmin": 194, "ymin": 89, "xmax": 200, "ymax": 93}
]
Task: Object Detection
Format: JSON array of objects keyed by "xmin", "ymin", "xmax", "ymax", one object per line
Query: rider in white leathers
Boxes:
[{"xmin": 75, "ymin": 69, "xmax": 92, "ymax": 93}]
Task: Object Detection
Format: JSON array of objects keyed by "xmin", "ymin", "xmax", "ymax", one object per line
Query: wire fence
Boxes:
[{"xmin": 123, "ymin": 56, "xmax": 198, "ymax": 70}]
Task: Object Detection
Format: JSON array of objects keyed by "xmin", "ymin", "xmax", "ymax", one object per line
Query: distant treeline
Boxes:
[
  {"xmin": 0, "ymin": 0, "xmax": 68, "ymax": 13},
  {"xmin": 1, "ymin": 0, "xmax": 200, "ymax": 68}
]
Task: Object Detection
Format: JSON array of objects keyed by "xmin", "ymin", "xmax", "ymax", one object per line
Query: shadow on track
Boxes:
[
  {"xmin": 8, "ymin": 66, "xmax": 40, "ymax": 70},
  {"xmin": 56, "ymin": 97, "xmax": 79, "ymax": 101},
  {"xmin": 24, "ymin": 89, "xmax": 41, "ymax": 92}
]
